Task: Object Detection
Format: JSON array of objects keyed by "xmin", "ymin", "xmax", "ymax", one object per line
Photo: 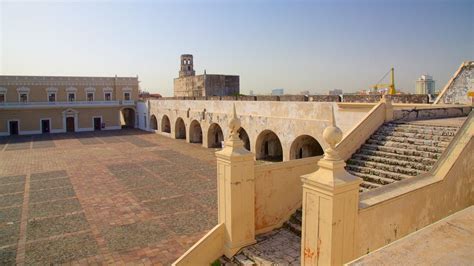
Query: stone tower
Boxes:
[{"xmin": 179, "ymin": 54, "xmax": 196, "ymax": 77}]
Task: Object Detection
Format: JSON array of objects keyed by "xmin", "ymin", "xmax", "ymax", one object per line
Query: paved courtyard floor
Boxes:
[{"xmin": 0, "ymin": 129, "xmax": 218, "ymax": 265}]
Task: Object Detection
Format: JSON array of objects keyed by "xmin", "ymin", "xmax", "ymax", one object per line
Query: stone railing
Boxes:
[
  {"xmin": 160, "ymin": 94, "xmax": 429, "ymax": 103},
  {"xmin": 254, "ymin": 156, "xmax": 321, "ymax": 234},
  {"xmin": 355, "ymin": 111, "xmax": 473, "ymax": 258},
  {"xmin": 336, "ymin": 101, "xmax": 387, "ymax": 161}
]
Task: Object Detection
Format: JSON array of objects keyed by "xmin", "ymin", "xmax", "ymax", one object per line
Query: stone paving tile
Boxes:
[
  {"xmin": 30, "ymin": 170, "xmax": 68, "ymax": 181},
  {"xmin": 29, "ymin": 198, "xmax": 82, "ymax": 218},
  {"xmin": 0, "ymin": 206, "xmax": 22, "ymax": 223},
  {"xmin": 29, "ymin": 177, "xmax": 71, "ymax": 191},
  {"xmin": 32, "ymin": 135, "xmax": 56, "ymax": 149},
  {"xmin": 131, "ymin": 183, "xmax": 181, "ymax": 202},
  {"xmin": 0, "ymin": 175, "xmax": 26, "ymax": 185},
  {"xmin": 27, "ymin": 212, "xmax": 90, "ymax": 240},
  {"xmin": 101, "ymin": 220, "xmax": 170, "ymax": 252},
  {"xmin": 144, "ymin": 195, "xmax": 201, "ymax": 216},
  {"xmin": 0, "ymin": 221, "xmax": 20, "ymax": 246},
  {"xmin": 25, "ymin": 233, "xmax": 99, "ymax": 265},
  {"xmin": 0, "ymin": 182, "xmax": 25, "ymax": 195},
  {"xmin": 76, "ymin": 133, "xmax": 104, "ymax": 145},
  {"xmin": 29, "ymin": 186, "xmax": 76, "ymax": 203},
  {"xmin": 0, "ymin": 246, "xmax": 17, "ymax": 266},
  {"xmin": 0, "ymin": 193, "xmax": 24, "ymax": 208},
  {"xmin": 194, "ymin": 191, "xmax": 218, "ymax": 209},
  {"xmin": 161, "ymin": 210, "xmax": 217, "ymax": 235}
]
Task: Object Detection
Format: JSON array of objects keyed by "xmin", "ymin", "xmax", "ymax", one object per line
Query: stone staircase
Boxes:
[
  {"xmin": 346, "ymin": 121, "xmax": 460, "ymax": 192},
  {"xmin": 223, "ymin": 118, "xmax": 464, "ymax": 265}
]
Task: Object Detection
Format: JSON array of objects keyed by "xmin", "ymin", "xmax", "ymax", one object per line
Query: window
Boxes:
[
  {"xmin": 105, "ymin": 92, "xmax": 112, "ymax": 101},
  {"xmin": 20, "ymin": 93, "xmax": 28, "ymax": 103},
  {"xmin": 48, "ymin": 92, "xmax": 56, "ymax": 102},
  {"xmin": 68, "ymin": 93, "xmax": 76, "ymax": 102},
  {"xmin": 87, "ymin": 92, "xmax": 94, "ymax": 101},
  {"xmin": 0, "ymin": 94, "xmax": 5, "ymax": 103},
  {"xmin": 124, "ymin": 92, "xmax": 131, "ymax": 101}
]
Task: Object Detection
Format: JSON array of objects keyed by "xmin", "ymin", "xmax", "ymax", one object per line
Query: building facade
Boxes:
[
  {"xmin": 0, "ymin": 75, "xmax": 139, "ymax": 136},
  {"xmin": 416, "ymin": 74, "xmax": 436, "ymax": 94},
  {"xmin": 173, "ymin": 54, "xmax": 240, "ymax": 97}
]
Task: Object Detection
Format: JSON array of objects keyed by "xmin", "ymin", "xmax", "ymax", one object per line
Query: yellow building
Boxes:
[{"xmin": 0, "ymin": 75, "xmax": 139, "ymax": 136}]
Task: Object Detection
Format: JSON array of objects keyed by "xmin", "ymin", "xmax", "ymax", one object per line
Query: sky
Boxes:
[{"xmin": 0, "ymin": 0, "xmax": 473, "ymax": 96}]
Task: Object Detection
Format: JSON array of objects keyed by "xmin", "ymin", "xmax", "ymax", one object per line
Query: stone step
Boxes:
[
  {"xmin": 360, "ymin": 180, "xmax": 382, "ymax": 190},
  {"xmin": 366, "ymin": 139, "xmax": 445, "ymax": 154},
  {"xmin": 233, "ymin": 254, "xmax": 256, "ymax": 266},
  {"xmin": 349, "ymin": 170, "xmax": 397, "ymax": 186},
  {"xmin": 346, "ymin": 165, "xmax": 413, "ymax": 181},
  {"xmin": 352, "ymin": 153, "xmax": 432, "ymax": 171},
  {"xmin": 376, "ymin": 130, "xmax": 455, "ymax": 142},
  {"xmin": 377, "ymin": 126, "xmax": 458, "ymax": 137},
  {"xmin": 356, "ymin": 149, "xmax": 438, "ymax": 165},
  {"xmin": 361, "ymin": 144, "xmax": 441, "ymax": 159},
  {"xmin": 387, "ymin": 122, "xmax": 460, "ymax": 130},
  {"xmin": 369, "ymin": 134, "xmax": 450, "ymax": 148},
  {"xmin": 347, "ymin": 159, "xmax": 424, "ymax": 176},
  {"xmin": 283, "ymin": 208, "xmax": 302, "ymax": 237}
]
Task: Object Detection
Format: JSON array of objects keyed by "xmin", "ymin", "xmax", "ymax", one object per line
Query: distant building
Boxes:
[
  {"xmin": 300, "ymin": 90, "xmax": 310, "ymax": 95},
  {"xmin": 173, "ymin": 54, "xmax": 239, "ymax": 97},
  {"xmin": 271, "ymin": 88, "xmax": 284, "ymax": 95},
  {"xmin": 249, "ymin": 90, "xmax": 254, "ymax": 96},
  {"xmin": 416, "ymin": 75, "xmax": 435, "ymax": 94},
  {"xmin": 328, "ymin": 89, "xmax": 343, "ymax": 95}
]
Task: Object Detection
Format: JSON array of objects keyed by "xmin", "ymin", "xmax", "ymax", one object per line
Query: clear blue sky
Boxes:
[{"xmin": 1, "ymin": 0, "xmax": 473, "ymax": 96}]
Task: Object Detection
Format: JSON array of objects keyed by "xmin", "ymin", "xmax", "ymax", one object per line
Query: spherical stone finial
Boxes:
[{"xmin": 323, "ymin": 125, "xmax": 343, "ymax": 149}]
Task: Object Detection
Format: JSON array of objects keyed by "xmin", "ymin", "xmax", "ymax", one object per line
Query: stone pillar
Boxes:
[
  {"xmin": 381, "ymin": 94, "xmax": 394, "ymax": 122},
  {"xmin": 215, "ymin": 104, "xmax": 256, "ymax": 258},
  {"xmin": 300, "ymin": 106, "xmax": 361, "ymax": 265}
]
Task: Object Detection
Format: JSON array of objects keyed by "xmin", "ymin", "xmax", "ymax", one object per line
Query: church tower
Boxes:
[{"xmin": 179, "ymin": 54, "xmax": 196, "ymax": 77}]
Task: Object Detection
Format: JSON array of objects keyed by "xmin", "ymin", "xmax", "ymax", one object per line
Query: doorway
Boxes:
[
  {"xmin": 94, "ymin": 117, "xmax": 102, "ymax": 130},
  {"xmin": 9, "ymin": 121, "xmax": 19, "ymax": 135},
  {"xmin": 94, "ymin": 117, "xmax": 102, "ymax": 131},
  {"xmin": 66, "ymin": 117, "xmax": 75, "ymax": 132},
  {"xmin": 41, "ymin": 119, "xmax": 50, "ymax": 133}
]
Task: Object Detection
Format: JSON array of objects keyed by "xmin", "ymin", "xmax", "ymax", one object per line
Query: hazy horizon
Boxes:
[{"xmin": 1, "ymin": 0, "xmax": 473, "ymax": 96}]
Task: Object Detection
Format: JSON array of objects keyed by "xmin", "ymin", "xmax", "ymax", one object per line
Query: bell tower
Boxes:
[{"xmin": 179, "ymin": 54, "xmax": 195, "ymax": 77}]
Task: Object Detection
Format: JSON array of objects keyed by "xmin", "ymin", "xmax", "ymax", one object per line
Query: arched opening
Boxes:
[
  {"xmin": 121, "ymin": 108, "xmax": 135, "ymax": 128},
  {"xmin": 238, "ymin": 127, "xmax": 250, "ymax": 151},
  {"xmin": 255, "ymin": 130, "xmax": 283, "ymax": 162},
  {"xmin": 290, "ymin": 135, "xmax": 324, "ymax": 160},
  {"xmin": 175, "ymin": 118, "xmax": 186, "ymax": 139},
  {"xmin": 207, "ymin": 123, "xmax": 224, "ymax": 148},
  {"xmin": 161, "ymin": 115, "xmax": 171, "ymax": 133},
  {"xmin": 150, "ymin": 115, "xmax": 158, "ymax": 130},
  {"xmin": 189, "ymin": 120, "xmax": 203, "ymax": 143}
]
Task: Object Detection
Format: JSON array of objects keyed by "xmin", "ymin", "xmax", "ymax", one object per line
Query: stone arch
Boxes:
[
  {"xmin": 121, "ymin": 107, "xmax": 135, "ymax": 128},
  {"xmin": 207, "ymin": 123, "xmax": 224, "ymax": 148},
  {"xmin": 289, "ymin": 135, "xmax": 324, "ymax": 160},
  {"xmin": 175, "ymin": 117, "xmax": 186, "ymax": 139},
  {"xmin": 161, "ymin": 115, "xmax": 171, "ymax": 133},
  {"xmin": 255, "ymin": 130, "xmax": 283, "ymax": 162},
  {"xmin": 150, "ymin": 115, "xmax": 158, "ymax": 130},
  {"xmin": 238, "ymin": 127, "xmax": 250, "ymax": 151},
  {"xmin": 189, "ymin": 120, "xmax": 203, "ymax": 143}
]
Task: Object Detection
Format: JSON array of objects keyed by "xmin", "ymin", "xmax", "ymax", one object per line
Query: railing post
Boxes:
[
  {"xmin": 301, "ymin": 106, "xmax": 361, "ymax": 265},
  {"xmin": 381, "ymin": 94, "xmax": 394, "ymax": 122},
  {"xmin": 215, "ymin": 104, "xmax": 256, "ymax": 258}
]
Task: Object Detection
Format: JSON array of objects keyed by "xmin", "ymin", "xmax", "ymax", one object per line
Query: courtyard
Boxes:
[{"xmin": 0, "ymin": 129, "xmax": 218, "ymax": 265}]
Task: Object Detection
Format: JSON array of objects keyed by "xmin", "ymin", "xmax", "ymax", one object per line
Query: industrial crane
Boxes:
[{"xmin": 371, "ymin": 67, "xmax": 396, "ymax": 95}]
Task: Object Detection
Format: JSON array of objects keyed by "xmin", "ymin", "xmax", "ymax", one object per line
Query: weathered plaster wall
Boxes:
[
  {"xmin": 254, "ymin": 156, "xmax": 321, "ymax": 233},
  {"xmin": 148, "ymin": 100, "xmax": 370, "ymax": 161},
  {"xmin": 436, "ymin": 62, "xmax": 474, "ymax": 105}
]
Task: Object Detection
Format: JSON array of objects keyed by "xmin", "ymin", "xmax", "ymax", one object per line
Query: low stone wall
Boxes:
[
  {"xmin": 254, "ymin": 156, "xmax": 320, "ymax": 234},
  {"xmin": 161, "ymin": 94, "xmax": 428, "ymax": 103},
  {"xmin": 393, "ymin": 106, "xmax": 472, "ymax": 121}
]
